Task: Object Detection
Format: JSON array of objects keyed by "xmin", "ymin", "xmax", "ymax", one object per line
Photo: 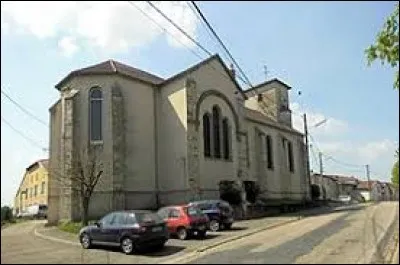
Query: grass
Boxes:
[
  {"xmin": 58, "ymin": 220, "xmax": 97, "ymax": 234},
  {"xmin": 58, "ymin": 221, "xmax": 84, "ymax": 234}
]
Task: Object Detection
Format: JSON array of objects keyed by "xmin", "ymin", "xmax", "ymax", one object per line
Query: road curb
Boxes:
[
  {"xmin": 159, "ymin": 217, "xmax": 302, "ymax": 264},
  {"xmin": 34, "ymin": 228, "xmax": 80, "ymax": 246},
  {"xmin": 197, "ymin": 217, "xmax": 301, "ymax": 253}
]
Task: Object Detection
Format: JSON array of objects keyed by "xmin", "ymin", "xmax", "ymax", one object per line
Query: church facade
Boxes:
[{"xmin": 47, "ymin": 54, "xmax": 310, "ymax": 223}]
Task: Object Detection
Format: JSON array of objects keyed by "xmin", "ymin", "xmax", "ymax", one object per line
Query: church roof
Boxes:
[
  {"xmin": 244, "ymin": 108, "xmax": 303, "ymax": 136},
  {"xmin": 55, "ymin": 60, "xmax": 165, "ymax": 90}
]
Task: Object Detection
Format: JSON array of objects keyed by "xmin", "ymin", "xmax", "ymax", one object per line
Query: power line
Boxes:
[
  {"xmin": 126, "ymin": 1, "xmax": 257, "ymax": 98},
  {"xmin": 146, "ymin": 1, "xmax": 213, "ymax": 57},
  {"xmin": 1, "ymin": 89, "xmax": 48, "ymax": 127},
  {"xmin": 324, "ymin": 155, "xmax": 364, "ymax": 169},
  {"xmin": 1, "ymin": 116, "xmax": 48, "ymax": 152},
  {"xmin": 190, "ymin": 1, "xmax": 253, "ymax": 88}
]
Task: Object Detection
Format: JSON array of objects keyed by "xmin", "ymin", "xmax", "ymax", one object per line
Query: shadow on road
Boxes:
[
  {"xmin": 138, "ymin": 245, "xmax": 186, "ymax": 257},
  {"xmin": 90, "ymin": 244, "xmax": 186, "ymax": 257}
]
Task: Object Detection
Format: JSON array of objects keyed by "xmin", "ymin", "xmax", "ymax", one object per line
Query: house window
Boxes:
[
  {"xmin": 41, "ymin": 181, "xmax": 45, "ymax": 194},
  {"xmin": 203, "ymin": 113, "xmax": 211, "ymax": 157},
  {"xmin": 288, "ymin": 141, "xmax": 294, "ymax": 172},
  {"xmin": 266, "ymin": 135, "xmax": 274, "ymax": 169},
  {"xmin": 89, "ymin": 87, "xmax": 103, "ymax": 142},
  {"xmin": 34, "ymin": 185, "xmax": 38, "ymax": 197},
  {"xmin": 25, "ymin": 189, "xmax": 28, "ymax": 199},
  {"xmin": 212, "ymin": 106, "xmax": 221, "ymax": 158},
  {"xmin": 222, "ymin": 118, "xmax": 231, "ymax": 160}
]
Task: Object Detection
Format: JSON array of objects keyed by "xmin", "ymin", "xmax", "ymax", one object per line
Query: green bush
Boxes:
[
  {"xmin": 58, "ymin": 221, "xmax": 83, "ymax": 234},
  {"xmin": 1, "ymin": 206, "xmax": 13, "ymax": 223}
]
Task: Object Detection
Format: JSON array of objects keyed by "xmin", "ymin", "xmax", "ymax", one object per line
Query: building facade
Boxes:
[
  {"xmin": 310, "ymin": 174, "xmax": 339, "ymax": 201},
  {"xmin": 48, "ymin": 55, "xmax": 310, "ymax": 224},
  {"xmin": 13, "ymin": 159, "xmax": 49, "ymax": 215}
]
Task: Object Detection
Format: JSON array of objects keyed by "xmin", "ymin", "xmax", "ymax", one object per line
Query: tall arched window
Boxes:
[
  {"xmin": 203, "ymin": 113, "xmax": 211, "ymax": 157},
  {"xmin": 212, "ymin": 105, "xmax": 221, "ymax": 158},
  {"xmin": 222, "ymin": 118, "xmax": 231, "ymax": 160},
  {"xmin": 89, "ymin": 88, "xmax": 103, "ymax": 142}
]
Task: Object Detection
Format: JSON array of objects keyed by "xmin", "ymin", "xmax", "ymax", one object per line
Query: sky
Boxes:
[{"xmin": 1, "ymin": 1, "xmax": 398, "ymax": 206}]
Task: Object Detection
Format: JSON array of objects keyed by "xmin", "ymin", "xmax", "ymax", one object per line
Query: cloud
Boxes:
[
  {"xmin": 289, "ymin": 102, "xmax": 396, "ymax": 181},
  {"xmin": 58, "ymin": 36, "xmax": 80, "ymax": 57},
  {"xmin": 291, "ymin": 102, "xmax": 349, "ymax": 137},
  {"xmin": 1, "ymin": 1, "xmax": 198, "ymax": 55}
]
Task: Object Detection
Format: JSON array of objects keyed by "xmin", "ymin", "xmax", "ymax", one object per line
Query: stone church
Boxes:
[{"xmin": 47, "ymin": 54, "xmax": 310, "ymax": 223}]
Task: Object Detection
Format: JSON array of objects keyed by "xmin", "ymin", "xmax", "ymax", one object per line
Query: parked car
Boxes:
[
  {"xmin": 157, "ymin": 205, "xmax": 209, "ymax": 240},
  {"xmin": 338, "ymin": 195, "xmax": 352, "ymax": 204},
  {"xmin": 188, "ymin": 200, "xmax": 234, "ymax": 232},
  {"xmin": 78, "ymin": 210, "xmax": 168, "ymax": 254},
  {"xmin": 18, "ymin": 204, "xmax": 47, "ymax": 219}
]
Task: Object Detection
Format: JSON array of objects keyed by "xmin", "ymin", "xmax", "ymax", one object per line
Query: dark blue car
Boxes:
[
  {"xmin": 188, "ymin": 200, "xmax": 234, "ymax": 232},
  {"xmin": 78, "ymin": 210, "xmax": 168, "ymax": 254}
]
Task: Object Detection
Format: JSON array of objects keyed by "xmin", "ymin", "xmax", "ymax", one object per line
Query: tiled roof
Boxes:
[{"xmin": 56, "ymin": 60, "xmax": 165, "ymax": 89}]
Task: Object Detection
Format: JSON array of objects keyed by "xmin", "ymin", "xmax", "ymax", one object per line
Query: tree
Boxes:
[
  {"xmin": 365, "ymin": 4, "xmax": 399, "ymax": 90},
  {"xmin": 53, "ymin": 146, "xmax": 104, "ymax": 226},
  {"xmin": 311, "ymin": 184, "xmax": 321, "ymax": 200},
  {"xmin": 392, "ymin": 149, "xmax": 399, "ymax": 186},
  {"xmin": 1, "ymin": 206, "xmax": 13, "ymax": 223}
]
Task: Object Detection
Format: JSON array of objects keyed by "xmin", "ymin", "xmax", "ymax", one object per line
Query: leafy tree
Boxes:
[
  {"xmin": 1, "ymin": 206, "xmax": 13, "ymax": 223},
  {"xmin": 365, "ymin": 4, "xmax": 399, "ymax": 90},
  {"xmin": 392, "ymin": 149, "xmax": 399, "ymax": 186}
]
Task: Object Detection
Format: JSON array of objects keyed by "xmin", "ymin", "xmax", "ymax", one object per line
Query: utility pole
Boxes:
[
  {"xmin": 303, "ymin": 113, "xmax": 312, "ymax": 200},
  {"xmin": 366, "ymin": 164, "xmax": 371, "ymax": 191},
  {"xmin": 319, "ymin": 152, "xmax": 323, "ymax": 177}
]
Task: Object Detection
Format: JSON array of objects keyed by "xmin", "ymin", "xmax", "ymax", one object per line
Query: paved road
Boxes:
[
  {"xmin": 181, "ymin": 202, "xmax": 399, "ymax": 264},
  {"xmin": 0, "ymin": 214, "xmax": 295, "ymax": 264},
  {"xmin": 1, "ymin": 203, "xmax": 397, "ymax": 264}
]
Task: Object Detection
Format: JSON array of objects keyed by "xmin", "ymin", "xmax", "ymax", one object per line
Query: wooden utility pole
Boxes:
[
  {"xmin": 319, "ymin": 152, "xmax": 323, "ymax": 177},
  {"xmin": 366, "ymin": 164, "xmax": 371, "ymax": 191}
]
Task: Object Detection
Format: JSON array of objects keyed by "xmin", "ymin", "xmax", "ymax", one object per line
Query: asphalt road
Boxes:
[
  {"xmin": 183, "ymin": 202, "xmax": 399, "ymax": 264},
  {"xmin": 1, "ymin": 202, "xmax": 397, "ymax": 264}
]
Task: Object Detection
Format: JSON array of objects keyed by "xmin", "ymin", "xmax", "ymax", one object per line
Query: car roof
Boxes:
[
  {"xmin": 111, "ymin": 210, "xmax": 154, "ymax": 215},
  {"xmin": 159, "ymin": 205, "xmax": 187, "ymax": 209},
  {"xmin": 190, "ymin": 200, "xmax": 224, "ymax": 204}
]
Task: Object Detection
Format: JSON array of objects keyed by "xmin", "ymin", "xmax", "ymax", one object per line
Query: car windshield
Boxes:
[
  {"xmin": 185, "ymin": 206, "xmax": 204, "ymax": 217},
  {"xmin": 135, "ymin": 212, "xmax": 163, "ymax": 223}
]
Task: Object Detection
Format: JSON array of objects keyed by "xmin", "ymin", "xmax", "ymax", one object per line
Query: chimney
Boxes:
[{"xmin": 229, "ymin": 63, "xmax": 236, "ymax": 79}]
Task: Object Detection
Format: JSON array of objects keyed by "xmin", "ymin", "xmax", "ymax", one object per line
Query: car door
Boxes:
[
  {"xmin": 91, "ymin": 213, "xmax": 115, "ymax": 243},
  {"xmin": 103, "ymin": 212, "xmax": 127, "ymax": 244},
  {"xmin": 168, "ymin": 208, "xmax": 182, "ymax": 234}
]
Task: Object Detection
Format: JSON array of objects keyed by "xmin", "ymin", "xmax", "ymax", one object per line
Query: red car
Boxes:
[{"xmin": 157, "ymin": 205, "xmax": 209, "ymax": 240}]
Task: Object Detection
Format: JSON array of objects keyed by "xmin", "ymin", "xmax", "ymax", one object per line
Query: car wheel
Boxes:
[
  {"xmin": 177, "ymin": 227, "xmax": 188, "ymax": 240},
  {"xmin": 209, "ymin": 220, "xmax": 220, "ymax": 232},
  {"xmin": 224, "ymin": 223, "xmax": 232, "ymax": 230},
  {"xmin": 121, "ymin": 237, "xmax": 134, "ymax": 255},
  {"xmin": 80, "ymin": 233, "xmax": 92, "ymax": 249}
]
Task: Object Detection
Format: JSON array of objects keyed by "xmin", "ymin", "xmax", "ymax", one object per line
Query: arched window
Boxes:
[
  {"xmin": 89, "ymin": 88, "xmax": 103, "ymax": 142},
  {"xmin": 203, "ymin": 113, "xmax": 211, "ymax": 157},
  {"xmin": 212, "ymin": 105, "xmax": 221, "ymax": 158},
  {"xmin": 222, "ymin": 118, "xmax": 231, "ymax": 160}
]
